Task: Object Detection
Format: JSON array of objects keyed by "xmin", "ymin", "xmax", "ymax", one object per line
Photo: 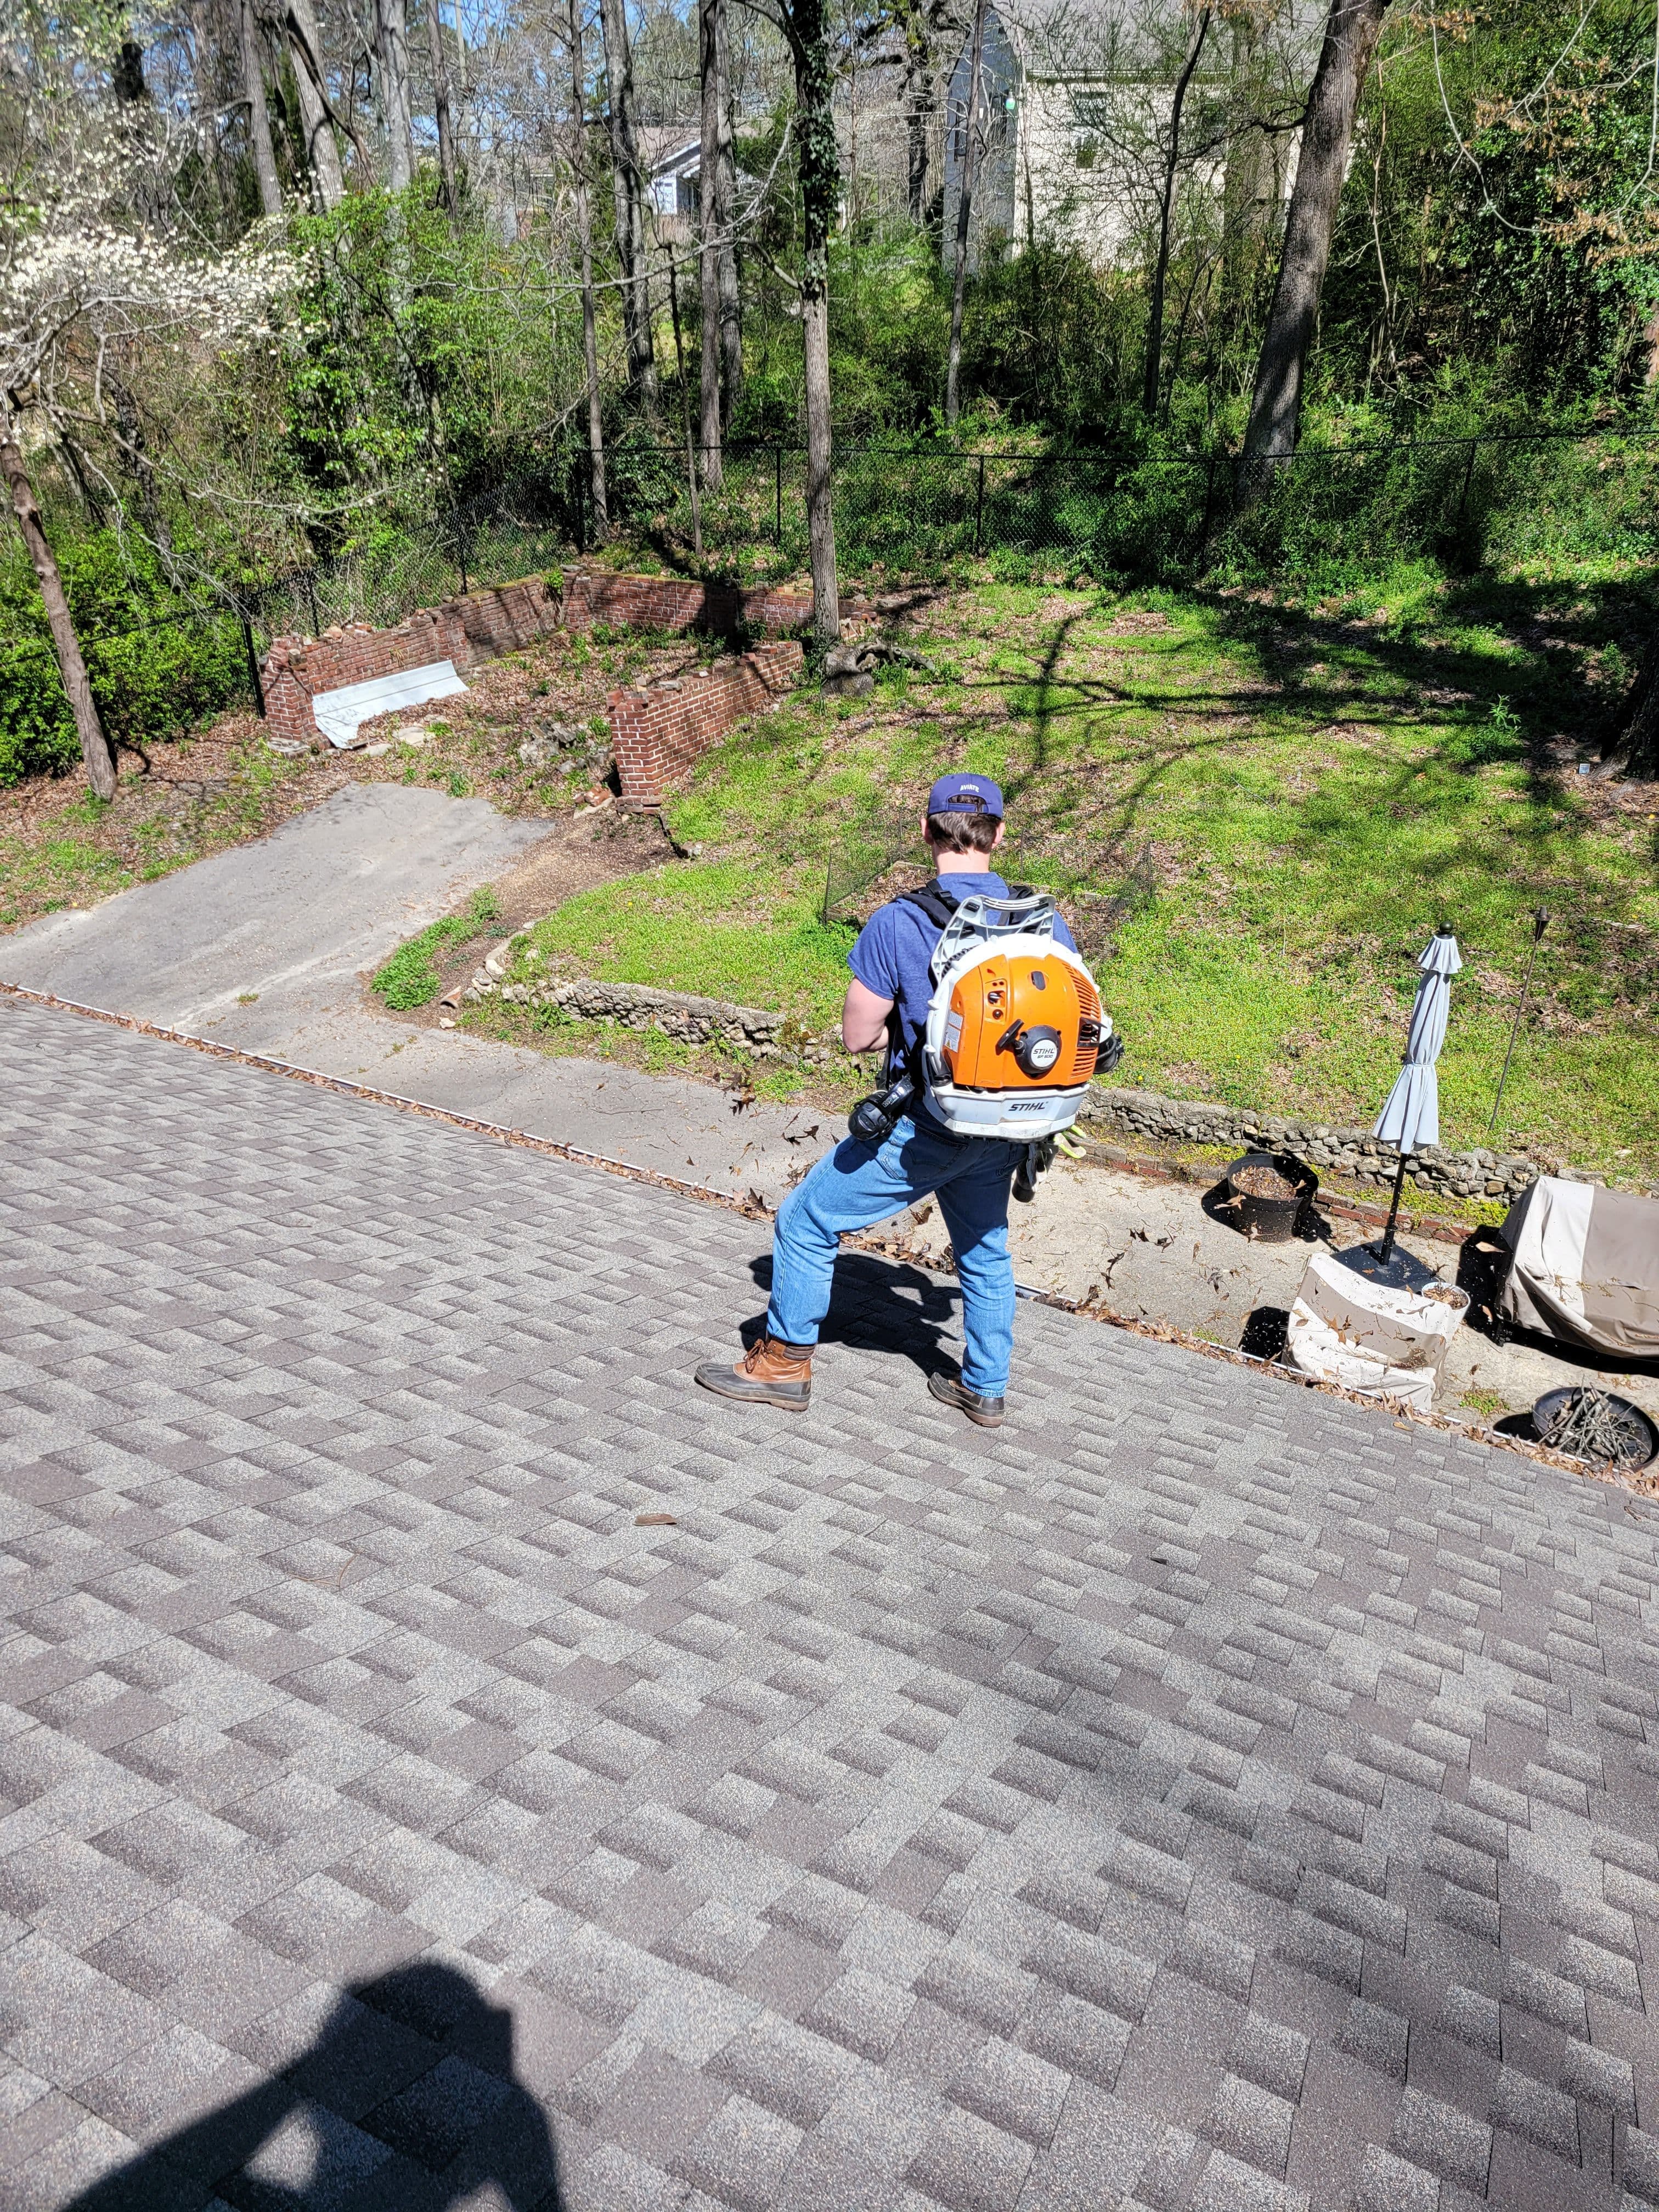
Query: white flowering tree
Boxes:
[{"xmin": 0, "ymin": 62, "xmax": 301, "ymax": 798}]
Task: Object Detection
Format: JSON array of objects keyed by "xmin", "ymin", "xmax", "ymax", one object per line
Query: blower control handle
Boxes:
[{"xmin": 848, "ymin": 1074, "xmax": 916, "ymax": 1148}]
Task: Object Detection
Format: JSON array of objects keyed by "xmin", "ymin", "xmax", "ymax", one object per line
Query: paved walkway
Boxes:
[{"xmin": 2, "ymin": 996, "xmax": 1657, "ymax": 2212}]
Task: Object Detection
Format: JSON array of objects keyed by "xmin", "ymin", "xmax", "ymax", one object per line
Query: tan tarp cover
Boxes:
[
  {"xmin": 1285, "ymin": 1250, "xmax": 1469, "ymax": 1413},
  {"xmin": 1498, "ymin": 1177, "xmax": 1659, "ymax": 1356}
]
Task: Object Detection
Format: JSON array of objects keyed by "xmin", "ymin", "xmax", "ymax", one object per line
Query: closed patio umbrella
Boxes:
[{"xmin": 1373, "ymin": 924, "xmax": 1462, "ymax": 1265}]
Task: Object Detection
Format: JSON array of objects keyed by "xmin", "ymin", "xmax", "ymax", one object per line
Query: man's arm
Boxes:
[{"xmin": 842, "ymin": 978, "xmax": 894, "ymax": 1054}]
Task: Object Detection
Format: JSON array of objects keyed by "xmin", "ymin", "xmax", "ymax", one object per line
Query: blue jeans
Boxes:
[{"xmin": 765, "ymin": 1116, "xmax": 1020, "ymax": 1396}]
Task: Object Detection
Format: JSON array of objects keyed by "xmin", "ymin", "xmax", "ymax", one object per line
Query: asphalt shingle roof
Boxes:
[{"xmin": 1, "ymin": 993, "xmax": 1656, "ymax": 2211}]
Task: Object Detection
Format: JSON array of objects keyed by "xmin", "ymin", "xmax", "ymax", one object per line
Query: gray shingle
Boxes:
[
  {"xmin": 4, "ymin": 996, "xmax": 1658, "ymax": 2212},
  {"xmin": 1390, "ymin": 2089, "xmax": 1492, "ymax": 2195}
]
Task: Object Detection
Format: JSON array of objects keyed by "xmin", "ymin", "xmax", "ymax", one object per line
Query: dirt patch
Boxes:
[{"xmin": 375, "ymin": 806, "xmax": 679, "ymax": 1022}]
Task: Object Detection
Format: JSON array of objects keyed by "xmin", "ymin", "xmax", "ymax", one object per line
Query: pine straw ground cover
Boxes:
[
  {"xmin": 0, "ymin": 620, "xmax": 710, "ymax": 933},
  {"xmin": 462, "ymin": 575, "xmax": 1659, "ymax": 1188}
]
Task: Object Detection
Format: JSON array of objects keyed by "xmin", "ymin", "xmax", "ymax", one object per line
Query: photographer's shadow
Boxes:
[
  {"xmin": 66, "ymin": 1961, "xmax": 565, "ymax": 2211},
  {"xmin": 747, "ymin": 1249, "xmax": 961, "ymax": 1379}
]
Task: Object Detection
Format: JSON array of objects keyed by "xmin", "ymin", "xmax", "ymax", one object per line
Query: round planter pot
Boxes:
[{"xmin": 1221, "ymin": 1151, "xmax": 1319, "ymax": 1244}]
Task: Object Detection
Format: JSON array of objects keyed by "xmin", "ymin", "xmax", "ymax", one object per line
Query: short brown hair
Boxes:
[{"xmin": 926, "ymin": 808, "xmax": 1001, "ymax": 855}]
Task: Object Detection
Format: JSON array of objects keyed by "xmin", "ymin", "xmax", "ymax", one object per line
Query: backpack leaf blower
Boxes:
[{"xmin": 849, "ymin": 887, "xmax": 1122, "ymax": 1160}]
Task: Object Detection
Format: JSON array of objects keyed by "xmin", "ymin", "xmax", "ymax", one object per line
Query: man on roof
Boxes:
[{"xmin": 695, "ymin": 773, "xmax": 1087, "ymax": 1430}]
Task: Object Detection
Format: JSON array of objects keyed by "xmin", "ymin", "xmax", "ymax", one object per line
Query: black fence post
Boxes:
[
  {"xmin": 306, "ymin": 570, "xmax": 321, "ymax": 638},
  {"xmin": 775, "ymin": 447, "xmax": 783, "ymax": 546},
  {"xmin": 241, "ymin": 617, "xmax": 267, "ymax": 717},
  {"xmin": 1199, "ymin": 447, "xmax": 1218, "ymax": 550},
  {"xmin": 973, "ymin": 455, "xmax": 986, "ymax": 557},
  {"xmin": 1456, "ymin": 438, "xmax": 1479, "ymax": 529}
]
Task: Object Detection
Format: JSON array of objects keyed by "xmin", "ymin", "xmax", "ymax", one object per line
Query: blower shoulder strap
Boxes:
[
  {"xmin": 895, "ymin": 881, "xmax": 1040, "ymax": 929},
  {"xmin": 896, "ymin": 882, "xmax": 960, "ymax": 929}
]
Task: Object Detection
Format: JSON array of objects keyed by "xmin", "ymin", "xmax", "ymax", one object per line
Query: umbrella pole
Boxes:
[{"xmin": 1376, "ymin": 1149, "xmax": 1409, "ymax": 1265}]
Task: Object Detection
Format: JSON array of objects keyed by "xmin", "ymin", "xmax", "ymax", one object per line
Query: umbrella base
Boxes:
[{"xmin": 1347, "ymin": 1242, "xmax": 1439, "ymax": 1294}]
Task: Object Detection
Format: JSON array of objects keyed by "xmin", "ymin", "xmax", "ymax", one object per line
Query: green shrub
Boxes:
[
  {"xmin": 371, "ymin": 884, "xmax": 502, "ymax": 1009},
  {"xmin": 0, "ymin": 533, "xmax": 252, "ymax": 787}
]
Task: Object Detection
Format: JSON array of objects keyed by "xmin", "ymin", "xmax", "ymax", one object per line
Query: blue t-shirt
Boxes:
[{"xmin": 848, "ymin": 871, "xmax": 1079, "ymax": 1071}]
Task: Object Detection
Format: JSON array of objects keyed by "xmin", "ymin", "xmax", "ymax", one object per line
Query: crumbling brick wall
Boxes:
[
  {"xmin": 561, "ymin": 569, "xmax": 813, "ymax": 641},
  {"xmin": 608, "ymin": 641, "xmax": 804, "ymax": 808},
  {"xmin": 258, "ymin": 569, "xmax": 811, "ymax": 758},
  {"xmin": 261, "ymin": 577, "xmax": 560, "ymax": 748}
]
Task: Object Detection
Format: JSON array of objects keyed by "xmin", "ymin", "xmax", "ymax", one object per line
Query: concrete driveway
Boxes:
[{"xmin": 0, "ymin": 782, "xmax": 822, "ymax": 1205}]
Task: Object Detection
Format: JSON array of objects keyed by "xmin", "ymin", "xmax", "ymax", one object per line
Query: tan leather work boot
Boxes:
[{"xmin": 695, "ymin": 1335, "xmax": 813, "ymax": 1411}]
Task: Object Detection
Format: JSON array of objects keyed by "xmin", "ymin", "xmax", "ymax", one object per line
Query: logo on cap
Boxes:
[{"xmin": 928, "ymin": 772, "xmax": 1005, "ymax": 817}]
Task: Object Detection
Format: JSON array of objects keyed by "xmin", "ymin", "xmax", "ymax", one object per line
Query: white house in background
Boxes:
[
  {"xmin": 941, "ymin": 0, "xmax": 1249, "ymax": 270},
  {"xmin": 639, "ymin": 127, "xmax": 701, "ymax": 240}
]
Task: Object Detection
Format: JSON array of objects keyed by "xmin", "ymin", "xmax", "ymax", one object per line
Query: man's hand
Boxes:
[{"xmin": 842, "ymin": 978, "xmax": 894, "ymax": 1054}]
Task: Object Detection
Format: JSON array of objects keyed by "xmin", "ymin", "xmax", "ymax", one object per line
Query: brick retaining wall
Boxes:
[
  {"xmin": 561, "ymin": 568, "xmax": 814, "ymax": 640},
  {"xmin": 261, "ymin": 577, "xmax": 562, "ymax": 748},
  {"xmin": 608, "ymin": 641, "xmax": 804, "ymax": 808}
]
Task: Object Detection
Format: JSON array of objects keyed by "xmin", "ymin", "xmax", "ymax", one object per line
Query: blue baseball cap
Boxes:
[{"xmin": 927, "ymin": 772, "xmax": 1004, "ymax": 818}]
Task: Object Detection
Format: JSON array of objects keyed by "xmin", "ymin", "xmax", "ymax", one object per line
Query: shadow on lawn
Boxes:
[
  {"xmin": 944, "ymin": 575, "xmax": 1657, "ymax": 983},
  {"xmin": 64, "ymin": 1962, "xmax": 566, "ymax": 2212}
]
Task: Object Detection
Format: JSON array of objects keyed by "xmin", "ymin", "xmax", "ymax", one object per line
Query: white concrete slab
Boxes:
[{"xmin": 312, "ymin": 660, "xmax": 468, "ymax": 747}]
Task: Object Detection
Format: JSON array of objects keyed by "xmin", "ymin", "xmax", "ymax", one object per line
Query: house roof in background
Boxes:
[
  {"xmin": 990, "ymin": 0, "xmax": 1142, "ymax": 80},
  {"xmin": 637, "ymin": 124, "xmax": 700, "ymax": 177}
]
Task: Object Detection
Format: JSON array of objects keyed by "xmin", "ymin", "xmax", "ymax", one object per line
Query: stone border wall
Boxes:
[
  {"xmin": 261, "ymin": 579, "xmax": 562, "ymax": 749},
  {"xmin": 608, "ymin": 641, "xmax": 804, "ymax": 808},
  {"xmin": 561, "ymin": 568, "xmax": 813, "ymax": 639},
  {"xmin": 463, "ymin": 971, "xmax": 834, "ymax": 1064},
  {"xmin": 1081, "ymin": 1085, "xmax": 1543, "ymax": 1201}
]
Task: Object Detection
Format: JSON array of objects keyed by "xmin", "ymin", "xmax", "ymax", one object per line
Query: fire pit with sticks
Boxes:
[{"xmin": 1532, "ymin": 1387, "xmax": 1658, "ymax": 1471}]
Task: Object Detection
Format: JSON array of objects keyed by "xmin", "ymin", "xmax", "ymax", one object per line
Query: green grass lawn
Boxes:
[{"xmin": 520, "ymin": 573, "xmax": 1658, "ymax": 1183}]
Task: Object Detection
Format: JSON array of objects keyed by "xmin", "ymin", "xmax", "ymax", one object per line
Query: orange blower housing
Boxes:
[
  {"xmin": 941, "ymin": 951, "xmax": 1102, "ymax": 1091},
  {"xmin": 921, "ymin": 894, "xmax": 1111, "ymax": 1138}
]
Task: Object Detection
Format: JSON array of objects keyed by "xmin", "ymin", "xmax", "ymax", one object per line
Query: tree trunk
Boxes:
[
  {"xmin": 1596, "ymin": 634, "xmax": 1659, "ymax": 779},
  {"xmin": 904, "ymin": 64, "xmax": 932, "ymax": 224},
  {"xmin": 285, "ymin": 0, "xmax": 346, "ymax": 208},
  {"xmin": 1242, "ymin": 0, "xmax": 1391, "ymax": 479},
  {"xmin": 569, "ymin": 0, "xmax": 608, "ymax": 535},
  {"xmin": 599, "ymin": 0, "xmax": 657, "ymax": 402},
  {"xmin": 898, "ymin": 0, "xmax": 933, "ymax": 223},
  {"xmin": 240, "ymin": 0, "xmax": 284, "ymax": 215},
  {"xmin": 698, "ymin": 0, "xmax": 724, "ymax": 489},
  {"xmin": 715, "ymin": 5, "xmax": 741, "ymax": 430},
  {"xmin": 111, "ymin": 376, "xmax": 175, "ymax": 569},
  {"xmin": 945, "ymin": 0, "xmax": 987, "ymax": 428},
  {"xmin": 669, "ymin": 260, "xmax": 704, "ymax": 555},
  {"xmin": 1220, "ymin": 14, "xmax": 1269, "ymax": 336},
  {"xmin": 425, "ymin": 0, "xmax": 460, "ymax": 211},
  {"xmin": 1142, "ymin": 6, "xmax": 1210, "ymax": 421},
  {"xmin": 376, "ymin": 0, "xmax": 415, "ymax": 192},
  {"xmin": 787, "ymin": 0, "xmax": 840, "ymax": 642},
  {"xmin": 1, "ymin": 424, "xmax": 117, "ymax": 801}
]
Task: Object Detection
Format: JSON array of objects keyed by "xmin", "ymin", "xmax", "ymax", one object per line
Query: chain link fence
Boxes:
[
  {"xmin": 12, "ymin": 422, "xmax": 1657, "ymax": 779},
  {"xmin": 585, "ymin": 425, "xmax": 1659, "ymax": 581}
]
